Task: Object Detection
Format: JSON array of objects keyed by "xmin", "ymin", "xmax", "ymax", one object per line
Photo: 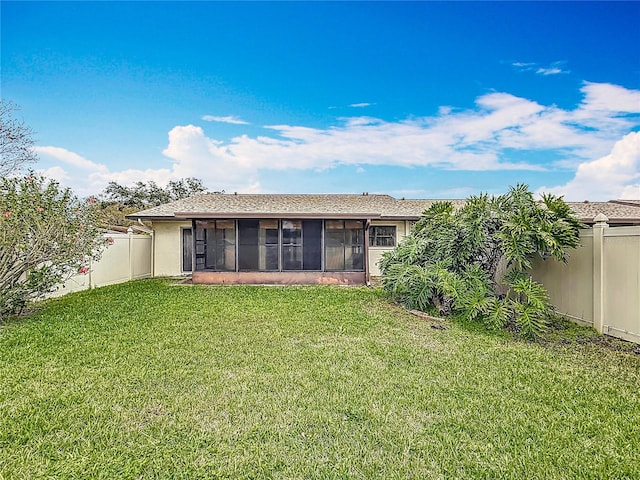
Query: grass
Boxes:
[{"xmin": 1, "ymin": 279, "xmax": 639, "ymax": 479}]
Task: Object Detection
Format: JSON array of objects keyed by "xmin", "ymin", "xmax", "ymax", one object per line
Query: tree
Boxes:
[
  {"xmin": 101, "ymin": 178, "xmax": 209, "ymax": 209},
  {"xmin": 166, "ymin": 178, "xmax": 210, "ymax": 202},
  {"xmin": 96, "ymin": 178, "xmax": 212, "ymax": 229},
  {"xmin": 0, "ymin": 100, "xmax": 38, "ymax": 176},
  {"xmin": 0, "ymin": 174, "xmax": 105, "ymax": 316},
  {"xmin": 379, "ymin": 184, "xmax": 583, "ymax": 338}
]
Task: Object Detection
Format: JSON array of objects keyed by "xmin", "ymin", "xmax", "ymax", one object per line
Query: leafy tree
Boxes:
[
  {"xmin": 96, "ymin": 178, "xmax": 213, "ymax": 229},
  {"xmin": 380, "ymin": 184, "xmax": 583, "ymax": 338},
  {"xmin": 0, "ymin": 174, "xmax": 105, "ymax": 316},
  {"xmin": 101, "ymin": 178, "xmax": 209, "ymax": 209},
  {"xmin": 166, "ymin": 177, "xmax": 211, "ymax": 202},
  {"xmin": 0, "ymin": 100, "xmax": 38, "ymax": 176}
]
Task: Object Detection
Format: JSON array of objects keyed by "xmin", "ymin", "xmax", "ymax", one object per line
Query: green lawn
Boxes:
[{"xmin": 1, "ymin": 279, "xmax": 639, "ymax": 479}]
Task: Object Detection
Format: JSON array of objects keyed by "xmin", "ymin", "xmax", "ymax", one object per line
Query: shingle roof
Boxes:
[
  {"xmin": 127, "ymin": 193, "xmax": 640, "ymax": 224},
  {"xmin": 612, "ymin": 200, "xmax": 640, "ymax": 207},
  {"xmin": 129, "ymin": 194, "xmax": 460, "ymax": 220},
  {"xmin": 566, "ymin": 201, "xmax": 640, "ymax": 224}
]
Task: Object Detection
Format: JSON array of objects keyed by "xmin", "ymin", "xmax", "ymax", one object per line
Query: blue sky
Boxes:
[{"xmin": 3, "ymin": 1, "xmax": 640, "ymax": 200}]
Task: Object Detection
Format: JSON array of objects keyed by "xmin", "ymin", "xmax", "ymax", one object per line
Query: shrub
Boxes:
[
  {"xmin": 380, "ymin": 184, "xmax": 583, "ymax": 338},
  {"xmin": 0, "ymin": 174, "xmax": 104, "ymax": 316}
]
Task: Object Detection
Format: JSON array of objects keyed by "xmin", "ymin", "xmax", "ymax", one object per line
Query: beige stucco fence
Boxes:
[
  {"xmin": 531, "ymin": 215, "xmax": 640, "ymax": 344},
  {"xmin": 47, "ymin": 232, "xmax": 152, "ymax": 298}
]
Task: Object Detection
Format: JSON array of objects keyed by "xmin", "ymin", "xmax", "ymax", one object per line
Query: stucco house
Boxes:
[{"xmin": 128, "ymin": 194, "xmax": 640, "ymax": 285}]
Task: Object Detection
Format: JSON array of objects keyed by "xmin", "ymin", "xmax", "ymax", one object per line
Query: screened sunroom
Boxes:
[{"xmin": 182, "ymin": 218, "xmax": 368, "ymax": 284}]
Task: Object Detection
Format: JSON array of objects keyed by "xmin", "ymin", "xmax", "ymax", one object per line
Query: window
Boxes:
[
  {"xmin": 182, "ymin": 228, "xmax": 192, "ymax": 272},
  {"xmin": 194, "ymin": 220, "xmax": 236, "ymax": 271},
  {"xmin": 369, "ymin": 226, "xmax": 396, "ymax": 247},
  {"xmin": 325, "ymin": 220, "xmax": 364, "ymax": 271}
]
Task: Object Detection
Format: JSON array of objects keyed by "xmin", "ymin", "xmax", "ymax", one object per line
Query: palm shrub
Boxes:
[{"xmin": 380, "ymin": 184, "xmax": 583, "ymax": 338}]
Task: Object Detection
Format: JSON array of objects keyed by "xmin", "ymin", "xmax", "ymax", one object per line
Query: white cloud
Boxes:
[
  {"xmin": 349, "ymin": 103, "xmax": 373, "ymax": 108},
  {"xmin": 33, "ymin": 146, "xmax": 108, "ymax": 173},
  {"xmin": 536, "ymin": 67, "xmax": 564, "ymax": 76},
  {"xmin": 201, "ymin": 115, "xmax": 249, "ymax": 125},
  {"xmin": 33, "ymin": 128, "xmax": 258, "ymax": 196},
  {"xmin": 34, "ymin": 146, "xmax": 115, "ymax": 195},
  {"xmin": 579, "ymin": 82, "xmax": 640, "ymax": 113},
  {"xmin": 513, "ymin": 61, "xmax": 569, "ymax": 76},
  {"xmin": 162, "ymin": 124, "xmax": 259, "ymax": 189},
  {"xmin": 34, "ymin": 82, "xmax": 640, "ymax": 199},
  {"xmin": 539, "ymin": 131, "xmax": 640, "ymax": 201},
  {"xmin": 36, "ymin": 165, "xmax": 70, "ymax": 184},
  {"xmin": 512, "ymin": 61, "xmax": 536, "ymax": 71}
]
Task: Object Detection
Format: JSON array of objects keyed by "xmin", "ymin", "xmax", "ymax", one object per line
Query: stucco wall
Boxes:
[
  {"xmin": 151, "ymin": 221, "xmax": 192, "ymax": 277},
  {"xmin": 368, "ymin": 220, "xmax": 413, "ymax": 276}
]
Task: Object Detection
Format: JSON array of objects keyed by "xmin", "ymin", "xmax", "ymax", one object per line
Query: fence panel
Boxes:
[
  {"xmin": 47, "ymin": 233, "xmax": 152, "ymax": 298},
  {"xmin": 131, "ymin": 235, "xmax": 152, "ymax": 280},
  {"xmin": 602, "ymin": 227, "xmax": 640, "ymax": 343},
  {"xmin": 531, "ymin": 222, "xmax": 640, "ymax": 344},
  {"xmin": 531, "ymin": 231, "xmax": 594, "ymax": 326},
  {"xmin": 91, "ymin": 234, "xmax": 132, "ymax": 287},
  {"xmin": 49, "ymin": 269, "xmax": 91, "ymax": 298}
]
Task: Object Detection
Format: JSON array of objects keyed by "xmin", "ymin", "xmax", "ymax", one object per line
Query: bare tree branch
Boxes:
[{"xmin": 0, "ymin": 100, "xmax": 38, "ymax": 176}]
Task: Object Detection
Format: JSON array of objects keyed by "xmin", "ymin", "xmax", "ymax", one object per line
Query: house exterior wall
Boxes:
[
  {"xmin": 368, "ymin": 220, "xmax": 413, "ymax": 277},
  {"xmin": 150, "ymin": 219, "xmax": 414, "ymax": 280},
  {"xmin": 151, "ymin": 221, "xmax": 192, "ymax": 277}
]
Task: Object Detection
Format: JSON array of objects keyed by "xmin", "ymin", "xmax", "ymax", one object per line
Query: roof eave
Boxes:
[
  {"xmin": 173, "ymin": 212, "xmax": 383, "ymax": 220},
  {"xmin": 378, "ymin": 215, "xmax": 422, "ymax": 221},
  {"xmin": 124, "ymin": 214, "xmax": 175, "ymax": 221}
]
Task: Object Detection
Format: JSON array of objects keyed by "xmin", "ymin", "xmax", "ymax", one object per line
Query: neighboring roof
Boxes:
[
  {"xmin": 566, "ymin": 201, "xmax": 640, "ymax": 224},
  {"xmin": 126, "ymin": 193, "xmax": 640, "ymax": 224},
  {"xmin": 611, "ymin": 199, "xmax": 640, "ymax": 207}
]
